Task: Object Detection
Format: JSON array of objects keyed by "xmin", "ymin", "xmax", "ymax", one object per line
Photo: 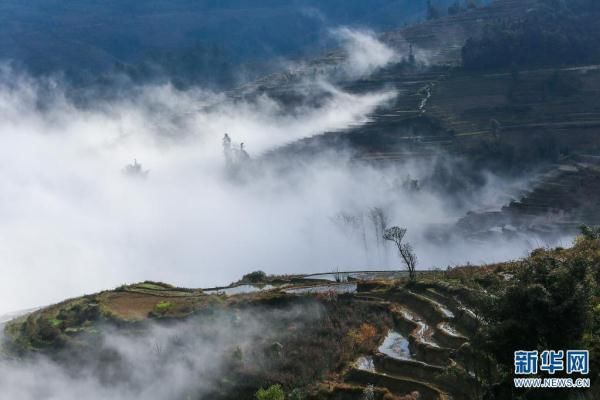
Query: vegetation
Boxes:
[
  {"xmin": 287, "ymin": 388, "xmax": 307, "ymax": 400},
  {"xmin": 453, "ymin": 227, "xmax": 600, "ymax": 399},
  {"xmin": 5, "ymin": 231, "xmax": 600, "ymax": 399},
  {"xmin": 433, "ymin": 0, "xmax": 482, "ymax": 19},
  {"xmin": 255, "ymin": 385, "xmax": 285, "ymax": 400},
  {"xmin": 347, "ymin": 324, "xmax": 378, "ymax": 352},
  {"xmin": 242, "ymin": 271, "xmax": 268, "ymax": 283},
  {"xmin": 426, "ymin": 0, "xmax": 441, "ymax": 20},
  {"xmin": 580, "ymin": 224, "xmax": 600, "ymax": 241},
  {"xmin": 462, "ymin": 0, "xmax": 600, "ymax": 69},
  {"xmin": 447, "ymin": 1, "xmax": 462, "ymax": 15},
  {"xmin": 383, "ymin": 227, "xmax": 418, "ymax": 280},
  {"xmin": 153, "ymin": 300, "xmax": 173, "ymax": 314},
  {"xmin": 2, "ymin": 281, "xmax": 392, "ymax": 399}
]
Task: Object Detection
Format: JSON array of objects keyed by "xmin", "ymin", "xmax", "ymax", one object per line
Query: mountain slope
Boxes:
[
  {"xmin": 3, "ymin": 236, "xmax": 600, "ymax": 399},
  {"xmin": 0, "ymin": 0, "xmax": 467, "ymax": 86}
]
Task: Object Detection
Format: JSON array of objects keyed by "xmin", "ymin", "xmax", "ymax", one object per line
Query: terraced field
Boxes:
[
  {"xmin": 1, "ymin": 275, "xmax": 487, "ymax": 400},
  {"xmin": 5, "ymin": 246, "xmax": 600, "ymax": 400},
  {"xmin": 456, "ymin": 157, "xmax": 600, "ymax": 238},
  {"xmin": 259, "ymin": 0, "xmax": 600, "ymax": 165},
  {"xmin": 256, "ymin": 0, "xmax": 600, "ymax": 242},
  {"xmin": 265, "ymin": 60, "xmax": 600, "ymax": 159},
  {"xmin": 322, "ymin": 282, "xmax": 481, "ymax": 400}
]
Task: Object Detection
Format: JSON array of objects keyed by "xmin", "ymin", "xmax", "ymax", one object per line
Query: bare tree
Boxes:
[
  {"xmin": 383, "ymin": 226, "xmax": 418, "ymax": 280},
  {"xmin": 369, "ymin": 207, "xmax": 388, "ymax": 246}
]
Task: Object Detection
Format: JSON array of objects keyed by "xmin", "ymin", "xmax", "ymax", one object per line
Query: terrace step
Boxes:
[
  {"xmin": 373, "ymin": 352, "xmax": 445, "ymax": 382},
  {"xmin": 391, "ymin": 304, "xmax": 455, "ymax": 366},
  {"xmin": 346, "ymin": 368, "xmax": 451, "ymax": 400},
  {"xmin": 411, "ymin": 287, "xmax": 479, "ymax": 335},
  {"xmin": 371, "ymin": 354, "xmax": 477, "ymax": 400}
]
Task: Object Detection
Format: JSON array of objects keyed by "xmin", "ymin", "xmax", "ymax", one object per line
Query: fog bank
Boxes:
[
  {"xmin": 0, "ymin": 304, "xmax": 322, "ymax": 400},
  {"xmin": 0, "ymin": 31, "xmax": 563, "ymax": 315}
]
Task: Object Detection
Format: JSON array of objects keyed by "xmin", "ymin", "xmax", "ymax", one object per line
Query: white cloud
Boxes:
[
  {"xmin": 0, "ymin": 32, "xmax": 567, "ymax": 316},
  {"xmin": 332, "ymin": 27, "xmax": 399, "ymax": 78}
]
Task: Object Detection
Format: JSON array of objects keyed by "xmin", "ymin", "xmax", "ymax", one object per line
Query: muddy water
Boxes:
[
  {"xmin": 204, "ymin": 284, "xmax": 274, "ymax": 296},
  {"xmin": 356, "ymin": 356, "xmax": 376, "ymax": 372},
  {"xmin": 301, "ymin": 271, "xmax": 406, "ymax": 282},
  {"xmin": 302, "ymin": 273, "xmax": 349, "ymax": 282},
  {"xmin": 416, "ymin": 321, "xmax": 440, "ymax": 348},
  {"xmin": 395, "ymin": 305, "xmax": 441, "ymax": 348},
  {"xmin": 379, "ymin": 331, "xmax": 414, "ymax": 360}
]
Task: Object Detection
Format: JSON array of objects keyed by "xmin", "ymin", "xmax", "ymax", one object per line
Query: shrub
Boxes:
[
  {"xmin": 233, "ymin": 346, "xmax": 243, "ymax": 362},
  {"xmin": 579, "ymin": 224, "xmax": 600, "ymax": 240},
  {"xmin": 243, "ymin": 270, "xmax": 268, "ymax": 283},
  {"xmin": 255, "ymin": 384, "xmax": 284, "ymax": 400},
  {"xmin": 36, "ymin": 318, "xmax": 61, "ymax": 341},
  {"xmin": 359, "ymin": 323, "xmax": 377, "ymax": 340},
  {"xmin": 154, "ymin": 301, "xmax": 173, "ymax": 314},
  {"xmin": 288, "ymin": 388, "xmax": 305, "ymax": 400},
  {"xmin": 348, "ymin": 323, "xmax": 378, "ymax": 349},
  {"xmin": 478, "ymin": 239, "xmax": 600, "ymax": 396}
]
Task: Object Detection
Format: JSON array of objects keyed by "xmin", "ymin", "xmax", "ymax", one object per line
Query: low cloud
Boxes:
[
  {"xmin": 0, "ymin": 30, "xmax": 567, "ymax": 318},
  {"xmin": 0, "ymin": 304, "xmax": 321, "ymax": 400},
  {"xmin": 0, "ymin": 60, "xmax": 398, "ymax": 315},
  {"xmin": 332, "ymin": 27, "xmax": 399, "ymax": 78}
]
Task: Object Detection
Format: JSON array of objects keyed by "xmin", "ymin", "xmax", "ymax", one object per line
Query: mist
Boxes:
[
  {"xmin": 0, "ymin": 29, "xmax": 564, "ymax": 317},
  {"xmin": 333, "ymin": 27, "xmax": 398, "ymax": 78},
  {"xmin": 0, "ymin": 302, "xmax": 323, "ymax": 400}
]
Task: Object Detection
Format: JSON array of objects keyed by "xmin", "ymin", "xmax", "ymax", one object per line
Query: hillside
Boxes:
[
  {"xmin": 3, "ymin": 234, "xmax": 599, "ymax": 399},
  {"xmin": 0, "ymin": 0, "xmax": 467, "ymax": 87},
  {"xmin": 257, "ymin": 0, "xmax": 600, "ymax": 239}
]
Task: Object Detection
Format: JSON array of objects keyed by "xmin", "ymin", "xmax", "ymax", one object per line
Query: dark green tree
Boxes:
[{"xmin": 427, "ymin": 0, "xmax": 440, "ymax": 20}]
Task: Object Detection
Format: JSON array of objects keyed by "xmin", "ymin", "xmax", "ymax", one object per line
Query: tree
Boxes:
[
  {"xmin": 426, "ymin": 0, "xmax": 440, "ymax": 20},
  {"xmin": 242, "ymin": 270, "xmax": 267, "ymax": 283},
  {"xmin": 383, "ymin": 227, "xmax": 418, "ymax": 280},
  {"xmin": 369, "ymin": 207, "xmax": 388, "ymax": 249},
  {"xmin": 448, "ymin": 1, "xmax": 461, "ymax": 15},
  {"xmin": 467, "ymin": 0, "xmax": 479, "ymax": 9},
  {"xmin": 461, "ymin": 2, "xmax": 600, "ymax": 70},
  {"xmin": 477, "ymin": 242, "xmax": 597, "ymax": 398},
  {"xmin": 580, "ymin": 224, "xmax": 600, "ymax": 240}
]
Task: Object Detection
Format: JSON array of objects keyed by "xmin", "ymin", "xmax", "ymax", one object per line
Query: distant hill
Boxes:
[
  {"xmin": 0, "ymin": 0, "xmax": 470, "ymax": 87},
  {"xmin": 258, "ymin": 0, "xmax": 600, "ymax": 234}
]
